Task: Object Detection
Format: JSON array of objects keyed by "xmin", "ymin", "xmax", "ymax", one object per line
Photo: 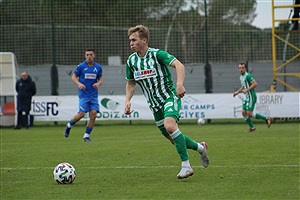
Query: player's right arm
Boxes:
[
  {"xmin": 125, "ymin": 80, "xmax": 136, "ymax": 115},
  {"xmin": 125, "ymin": 58, "xmax": 136, "ymax": 114},
  {"xmin": 71, "ymin": 73, "xmax": 86, "ymax": 90},
  {"xmin": 233, "ymin": 87, "xmax": 243, "ymax": 97}
]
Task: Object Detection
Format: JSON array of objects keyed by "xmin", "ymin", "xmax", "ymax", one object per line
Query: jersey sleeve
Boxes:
[
  {"xmin": 74, "ymin": 64, "xmax": 81, "ymax": 76},
  {"xmin": 156, "ymin": 49, "xmax": 176, "ymax": 66},
  {"xmin": 246, "ymin": 73, "xmax": 255, "ymax": 83},
  {"xmin": 126, "ymin": 59, "xmax": 134, "ymax": 80},
  {"xmin": 97, "ymin": 64, "xmax": 103, "ymax": 77}
]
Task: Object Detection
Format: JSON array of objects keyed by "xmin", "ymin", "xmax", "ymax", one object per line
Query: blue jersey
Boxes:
[{"xmin": 74, "ymin": 61, "xmax": 102, "ymax": 98}]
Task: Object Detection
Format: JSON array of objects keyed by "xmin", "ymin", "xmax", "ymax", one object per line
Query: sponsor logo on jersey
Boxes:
[
  {"xmin": 85, "ymin": 73, "xmax": 96, "ymax": 79},
  {"xmin": 134, "ymin": 68, "xmax": 157, "ymax": 80}
]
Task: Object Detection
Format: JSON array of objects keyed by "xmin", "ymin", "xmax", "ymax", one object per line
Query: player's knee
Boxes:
[
  {"xmin": 164, "ymin": 124, "xmax": 172, "ymax": 134},
  {"xmin": 158, "ymin": 126, "xmax": 174, "ymax": 145},
  {"xmin": 78, "ymin": 112, "xmax": 86, "ymax": 118},
  {"xmin": 89, "ymin": 111, "xmax": 97, "ymax": 119},
  {"xmin": 164, "ymin": 125, "xmax": 178, "ymax": 135},
  {"xmin": 242, "ymin": 111, "xmax": 247, "ymax": 116},
  {"xmin": 164, "ymin": 118, "xmax": 177, "ymax": 133}
]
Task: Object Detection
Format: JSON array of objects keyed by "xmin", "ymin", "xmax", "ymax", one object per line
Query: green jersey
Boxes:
[
  {"xmin": 240, "ymin": 72, "xmax": 257, "ymax": 101},
  {"xmin": 126, "ymin": 48, "xmax": 177, "ymax": 112}
]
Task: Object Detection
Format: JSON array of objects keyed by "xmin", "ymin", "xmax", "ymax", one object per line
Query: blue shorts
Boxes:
[{"xmin": 78, "ymin": 97, "xmax": 100, "ymax": 113}]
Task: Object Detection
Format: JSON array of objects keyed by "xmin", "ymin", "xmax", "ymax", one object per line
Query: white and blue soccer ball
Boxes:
[
  {"xmin": 53, "ymin": 162, "xmax": 76, "ymax": 184},
  {"xmin": 197, "ymin": 118, "xmax": 205, "ymax": 125}
]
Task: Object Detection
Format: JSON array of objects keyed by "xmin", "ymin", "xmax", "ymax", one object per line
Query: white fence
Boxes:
[{"xmin": 30, "ymin": 92, "xmax": 299, "ymax": 121}]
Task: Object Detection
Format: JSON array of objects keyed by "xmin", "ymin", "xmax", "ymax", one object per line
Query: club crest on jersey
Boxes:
[
  {"xmin": 134, "ymin": 68, "xmax": 157, "ymax": 80},
  {"xmin": 148, "ymin": 58, "xmax": 155, "ymax": 66}
]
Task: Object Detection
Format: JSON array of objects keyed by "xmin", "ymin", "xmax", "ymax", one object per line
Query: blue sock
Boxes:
[
  {"xmin": 85, "ymin": 127, "xmax": 93, "ymax": 134},
  {"xmin": 69, "ymin": 120, "xmax": 75, "ymax": 126},
  {"xmin": 83, "ymin": 127, "xmax": 93, "ymax": 138}
]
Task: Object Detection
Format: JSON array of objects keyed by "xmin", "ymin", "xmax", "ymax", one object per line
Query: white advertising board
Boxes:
[{"xmin": 30, "ymin": 92, "xmax": 299, "ymax": 121}]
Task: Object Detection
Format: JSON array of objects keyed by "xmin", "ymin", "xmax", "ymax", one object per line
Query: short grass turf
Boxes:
[{"xmin": 1, "ymin": 119, "xmax": 299, "ymax": 199}]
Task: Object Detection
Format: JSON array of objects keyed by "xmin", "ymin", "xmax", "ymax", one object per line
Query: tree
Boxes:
[
  {"xmin": 0, "ymin": 0, "xmax": 264, "ymax": 64},
  {"xmin": 142, "ymin": 0, "xmax": 257, "ymax": 62}
]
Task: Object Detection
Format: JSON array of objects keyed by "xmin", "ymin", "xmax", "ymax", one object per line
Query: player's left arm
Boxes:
[
  {"xmin": 93, "ymin": 75, "xmax": 103, "ymax": 89},
  {"xmin": 247, "ymin": 80, "xmax": 257, "ymax": 92},
  {"xmin": 170, "ymin": 59, "xmax": 186, "ymax": 98},
  {"xmin": 242, "ymin": 78, "xmax": 257, "ymax": 94},
  {"xmin": 93, "ymin": 65, "xmax": 103, "ymax": 89}
]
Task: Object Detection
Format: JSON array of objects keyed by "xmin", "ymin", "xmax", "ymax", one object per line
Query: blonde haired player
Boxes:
[{"xmin": 124, "ymin": 25, "xmax": 209, "ymax": 179}]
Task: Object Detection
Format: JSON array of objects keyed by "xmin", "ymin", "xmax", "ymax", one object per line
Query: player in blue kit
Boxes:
[{"xmin": 64, "ymin": 48, "xmax": 103, "ymax": 142}]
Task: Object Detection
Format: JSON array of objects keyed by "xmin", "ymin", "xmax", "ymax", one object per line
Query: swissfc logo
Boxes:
[{"xmin": 31, "ymin": 101, "xmax": 59, "ymax": 116}]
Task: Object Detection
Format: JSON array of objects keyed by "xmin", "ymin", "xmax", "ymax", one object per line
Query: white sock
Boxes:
[
  {"xmin": 170, "ymin": 129, "xmax": 180, "ymax": 139},
  {"xmin": 67, "ymin": 123, "xmax": 72, "ymax": 128},
  {"xmin": 182, "ymin": 160, "xmax": 191, "ymax": 168},
  {"xmin": 197, "ymin": 143, "xmax": 204, "ymax": 153},
  {"xmin": 83, "ymin": 133, "xmax": 90, "ymax": 138}
]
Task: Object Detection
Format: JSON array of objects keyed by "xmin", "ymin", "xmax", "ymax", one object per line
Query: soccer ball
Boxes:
[
  {"xmin": 197, "ymin": 118, "xmax": 205, "ymax": 125},
  {"xmin": 53, "ymin": 162, "xmax": 76, "ymax": 184}
]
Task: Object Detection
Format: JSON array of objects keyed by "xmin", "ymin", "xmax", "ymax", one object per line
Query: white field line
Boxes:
[{"xmin": 1, "ymin": 164, "xmax": 299, "ymax": 170}]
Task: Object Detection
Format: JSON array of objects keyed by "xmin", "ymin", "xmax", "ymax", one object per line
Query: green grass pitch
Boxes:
[{"xmin": 1, "ymin": 119, "xmax": 299, "ymax": 199}]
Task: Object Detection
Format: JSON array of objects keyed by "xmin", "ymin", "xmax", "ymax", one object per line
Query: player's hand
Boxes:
[
  {"xmin": 93, "ymin": 82, "xmax": 100, "ymax": 89},
  {"xmin": 124, "ymin": 101, "xmax": 132, "ymax": 115},
  {"xmin": 242, "ymin": 89, "xmax": 248, "ymax": 94},
  {"xmin": 78, "ymin": 83, "xmax": 86, "ymax": 90},
  {"xmin": 233, "ymin": 92, "xmax": 238, "ymax": 97},
  {"xmin": 177, "ymin": 85, "xmax": 186, "ymax": 98}
]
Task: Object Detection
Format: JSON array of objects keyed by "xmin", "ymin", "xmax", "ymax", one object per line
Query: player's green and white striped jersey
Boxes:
[
  {"xmin": 240, "ymin": 72, "xmax": 257, "ymax": 100},
  {"xmin": 126, "ymin": 48, "xmax": 177, "ymax": 112}
]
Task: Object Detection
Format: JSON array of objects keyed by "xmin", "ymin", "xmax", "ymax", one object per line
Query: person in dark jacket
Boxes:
[{"xmin": 15, "ymin": 71, "xmax": 36, "ymax": 129}]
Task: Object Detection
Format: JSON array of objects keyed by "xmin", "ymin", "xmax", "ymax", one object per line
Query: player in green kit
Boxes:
[
  {"xmin": 124, "ymin": 25, "xmax": 209, "ymax": 179},
  {"xmin": 233, "ymin": 63, "xmax": 271, "ymax": 132}
]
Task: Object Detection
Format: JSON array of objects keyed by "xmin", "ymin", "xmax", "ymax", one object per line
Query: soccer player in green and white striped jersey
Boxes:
[
  {"xmin": 124, "ymin": 25, "xmax": 209, "ymax": 179},
  {"xmin": 233, "ymin": 63, "xmax": 271, "ymax": 132}
]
